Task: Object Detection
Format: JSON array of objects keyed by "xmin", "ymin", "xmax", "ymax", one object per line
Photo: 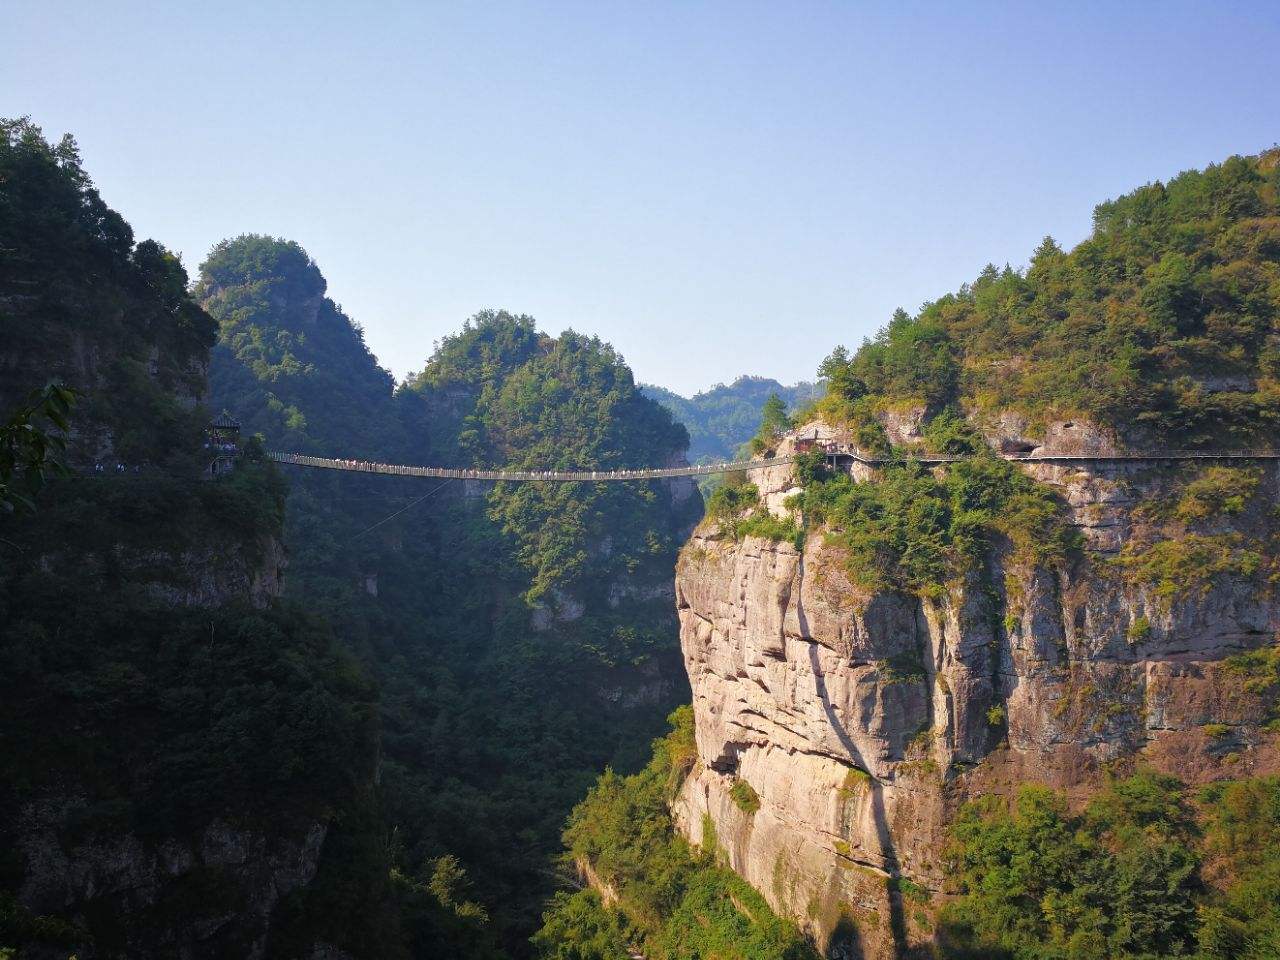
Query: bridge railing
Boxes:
[
  {"xmin": 267, "ymin": 451, "xmax": 798, "ymax": 481},
  {"xmin": 267, "ymin": 448, "xmax": 1280, "ymax": 482}
]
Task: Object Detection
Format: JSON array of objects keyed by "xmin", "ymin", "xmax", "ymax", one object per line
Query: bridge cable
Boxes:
[{"xmin": 350, "ymin": 477, "xmax": 455, "ymax": 542}]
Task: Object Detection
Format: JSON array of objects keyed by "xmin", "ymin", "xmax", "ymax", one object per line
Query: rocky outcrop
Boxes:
[
  {"xmin": 18, "ymin": 797, "xmax": 326, "ymax": 960},
  {"xmin": 672, "ymin": 423, "xmax": 1280, "ymax": 957}
]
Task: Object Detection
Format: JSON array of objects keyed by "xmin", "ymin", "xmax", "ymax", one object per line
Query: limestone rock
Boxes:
[{"xmin": 673, "ymin": 430, "xmax": 1280, "ymax": 957}]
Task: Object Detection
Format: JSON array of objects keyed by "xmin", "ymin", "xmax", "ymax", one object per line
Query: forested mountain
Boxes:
[
  {"xmin": 9, "ymin": 110, "xmax": 1278, "ymax": 960},
  {"xmin": 546, "ymin": 148, "xmax": 1280, "ymax": 960},
  {"xmin": 202, "ymin": 237, "xmax": 701, "ymax": 956},
  {"xmin": 641, "ymin": 376, "xmax": 820, "ymax": 462},
  {"xmin": 0, "ymin": 120, "xmax": 383, "ymax": 959},
  {"xmin": 815, "ymin": 149, "xmax": 1280, "ymax": 446},
  {"xmin": 0, "ymin": 123, "xmax": 699, "ymax": 960},
  {"xmin": 0, "ymin": 118, "xmax": 214, "ymax": 470}
]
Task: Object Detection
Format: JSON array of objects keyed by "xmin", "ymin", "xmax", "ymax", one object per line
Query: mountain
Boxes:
[
  {"xmin": 0, "ymin": 119, "xmax": 384, "ymax": 959},
  {"xmin": 641, "ymin": 376, "xmax": 822, "ymax": 463},
  {"xmin": 0, "ymin": 123, "xmax": 701, "ymax": 960},
  {"xmin": 548, "ymin": 149, "xmax": 1280, "ymax": 959},
  {"xmin": 0, "ymin": 119, "xmax": 214, "ymax": 472},
  {"xmin": 201, "ymin": 238, "xmax": 701, "ymax": 956}
]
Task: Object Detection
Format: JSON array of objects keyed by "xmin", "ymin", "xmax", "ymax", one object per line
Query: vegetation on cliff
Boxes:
[
  {"xmin": 814, "ymin": 150, "xmax": 1280, "ymax": 445},
  {"xmin": 0, "ymin": 125, "xmax": 496, "ymax": 959},
  {"xmin": 941, "ymin": 772, "xmax": 1280, "ymax": 960},
  {"xmin": 0, "ymin": 382, "xmax": 75, "ymax": 514},
  {"xmin": 405, "ymin": 313, "xmax": 692, "ymax": 600},
  {"xmin": 795, "ymin": 417, "xmax": 1080, "ymax": 595},
  {"xmin": 0, "ymin": 118, "xmax": 216, "ymax": 470},
  {"xmin": 534, "ymin": 708, "xmax": 817, "ymax": 960},
  {"xmin": 202, "ymin": 245, "xmax": 700, "ymax": 955}
]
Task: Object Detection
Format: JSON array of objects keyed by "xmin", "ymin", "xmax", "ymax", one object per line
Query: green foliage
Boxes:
[
  {"xmin": 706, "ymin": 478, "xmax": 802, "ymax": 549},
  {"xmin": 730, "ymin": 779, "xmax": 761, "ymax": 815},
  {"xmin": 942, "ymin": 772, "xmax": 1201, "ymax": 959},
  {"xmin": 748, "ymin": 393, "xmax": 793, "ymax": 455},
  {"xmin": 382, "ymin": 858, "xmax": 504, "ymax": 960},
  {"xmin": 1174, "ymin": 467, "xmax": 1261, "ymax": 523},
  {"xmin": 453, "ymin": 324, "xmax": 692, "ymax": 600},
  {"xmin": 985, "ymin": 705, "xmax": 1006, "ymax": 726},
  {"xmin": 539, "ymin": 710, "xmax": 817, "ymax": 960},
  {"xmin": 1117, "ymin": 533, "xmax": 1262, "ymax": 600},
  {"xmin": 877, "ymin": 652, "xmax": 927, "ymax": 685},
  {"xmin": 1128, "ymin": 616, "xmax": 1153, "ymax": 641},
  {"xmin": 0, "ymin": 892, "xmax": 81, "ymax": 955},
  {"xmin": 809, "ymin": 149, "xmax": 1280, "ymax": 445},
  {"xmin": 1224, "ymin": 645, "xmax": 1280, "ymax": 693},
  {"xmin": 204, "ymin": 271, "xmax": 698, "ymax": 953},
  {"xmin": 0, "ymin": 118, "xmax": 214, "ymax": 471},
  {"xmin": 799, "ymin": 455, "xmax": 1077, "ymax": 596},
  {"xmin": 1224, "ymin": 645, "xmax": 1280, "ymax": 730},
  {"xmin": 200, "ymin": 235, "xmax": 406, "ymax": 459},
  {"xmin": 922, "ymin": 409, "xmax": 988, "ymax": 456},
  {"xmin": 0, "ymin": 382, "xmax": 75, "ymax": 513},
  {"xmin": 1194, "ymin": 777, "xmax": 1280, "ymax": 960},
  {"xmin": 944, "ymin": 773, "xmax": 1280, "ymax": 960},
  {"xmin": 837, "ymin": 767, "xmax": 871, "ymax": 799},
  {"xmin": 530, "ymin": 890, "xmax": 633, "ymax": 960},
  {"xmin": 0, "ymin": 468, "xmax": 385, "ymax": 956},
  {"xmin": 706, "ymin": 477, "xmax": 761, "ymax": 521}
]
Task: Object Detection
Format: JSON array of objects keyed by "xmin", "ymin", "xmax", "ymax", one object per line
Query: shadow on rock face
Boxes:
[{"xmin": 799, "ymin": 549, "xmax": 908, "ymax": 959}]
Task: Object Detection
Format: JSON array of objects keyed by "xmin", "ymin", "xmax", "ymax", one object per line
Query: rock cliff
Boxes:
[{"xmin": 672, "ymin": 422, "xmax": 1280, "ymax": 958}]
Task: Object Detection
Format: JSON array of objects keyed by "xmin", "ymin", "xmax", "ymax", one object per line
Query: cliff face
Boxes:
[
  {"xmin": 17, "ymin": 803, "xmax": 327, "ymax": 960},
  {"xmin": 672, "ymin": 422, "xmax": 1280, "ymax": 958},
  {"xmin": 0, "ymin": 462, "xmax": 375, "ymax": 960}
]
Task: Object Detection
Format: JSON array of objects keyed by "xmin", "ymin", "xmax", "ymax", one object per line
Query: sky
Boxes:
[{"xmin": 5, "ymin": 2, "xmax": 1279, "ymax": 396}]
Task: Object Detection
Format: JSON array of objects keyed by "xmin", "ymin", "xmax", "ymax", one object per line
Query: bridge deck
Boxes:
[{"xmin": 268, "ymin": 449, "xmax": 1280, "ymax": 482}]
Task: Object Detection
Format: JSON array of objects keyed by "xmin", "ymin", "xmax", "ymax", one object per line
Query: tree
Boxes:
[
  {"xmin": 749, "ymin": 393, "xmax": 792, "ymax": 454},
  {"xmin": 0, "ymin": 383, "xmax": 74, "ymax": 514}
]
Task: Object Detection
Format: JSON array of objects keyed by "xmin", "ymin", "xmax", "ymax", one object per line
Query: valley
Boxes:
[{"xmin": 1, "ymin": 116, "xmax": 1278, "ymax": 960}]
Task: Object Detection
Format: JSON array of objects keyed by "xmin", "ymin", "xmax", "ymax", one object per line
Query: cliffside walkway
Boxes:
[{"xmin": 268, "ymin": 449, "xmax": 1280, "ymax": 482}]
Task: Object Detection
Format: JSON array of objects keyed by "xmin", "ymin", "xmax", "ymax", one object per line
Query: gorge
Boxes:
[{"xmin": 2, "ymin": 116, "xmax": 1279, "ymax": 960}]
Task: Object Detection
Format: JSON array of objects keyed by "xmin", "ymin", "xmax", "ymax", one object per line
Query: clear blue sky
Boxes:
[{"xmin": 5, "ymin": 2, "xmax": 1278, "ymax": 395}]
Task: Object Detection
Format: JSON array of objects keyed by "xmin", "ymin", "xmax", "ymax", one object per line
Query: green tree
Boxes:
[
  {"xmin": 0, "ymin": 383, "xmax": 74, "ymax": 514},
  {"xmin": 749, "ymin": 393, "xmax": 792, "ymax": 455}
]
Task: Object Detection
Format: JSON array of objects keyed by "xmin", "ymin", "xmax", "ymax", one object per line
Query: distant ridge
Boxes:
[{"xmin": 641, "ymin": 375, "xmax": 821, "ymax": 462}]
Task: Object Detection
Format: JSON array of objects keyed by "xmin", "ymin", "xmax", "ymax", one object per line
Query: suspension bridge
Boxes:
[{"xmin": 267, "ymin": 448, "xmax": 1280, "ymax": 483}]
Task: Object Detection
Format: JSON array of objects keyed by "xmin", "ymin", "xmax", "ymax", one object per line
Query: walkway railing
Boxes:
[
  {"xmin": 267, "ymin": 451, "xmax": 797, "ymax": 482},
  {"xmin": 267, "ymin": 448, "xmax": 1280, "ymax": 482}
]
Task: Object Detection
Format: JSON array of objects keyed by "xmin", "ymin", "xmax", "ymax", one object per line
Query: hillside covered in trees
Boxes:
[
  {"xmin": 1, "ymin": 121, "xmax": 700, "ymax": 960},
  {"xmin": 201, "ymin": 236, "xmax": 701, "ymax": 956},
  {"xmin": 6, "ymin": 112, "xmax": 1280, "ymax": 960},
  {"xmin": 540, "ymin": 148, "xmax": 1280, "ymax": 960},
  {"xmin": 0, "ymin": 120, "xmax": 386, "ymax": 959},
  {"xmin": 814, "ymin": 149, "xmax": 1280, "ymax": 446}
]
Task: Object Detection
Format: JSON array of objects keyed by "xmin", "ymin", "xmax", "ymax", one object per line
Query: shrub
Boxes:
[
  {"xmin": 730, "ymin": 779, "xmax": 761, "ymax": 815},
  {"xmin": 1174, "ymin": 468, "xmax": 1261, "ymax": 523},
  {"xmin": 543, "ymin": 710, "xmax": 817, "ymax": 959},
  {"xmin": 748, "ymin": 394, "xmax": 793, "ymax": 456},
  {"xmin": 705, "ymin": 478, "xmax": 760, "ymax": 522},
  {"xmin": 941, "ymin": 773, "xmax": 1200, "ymax": 959},
  {"xmin": 1117, "ymin": 534, "xmax": 1262, "ymax": 600},
  {"xmin": 838, "ymin": 767, "xmax": 871, "ymax": 799},
  {"xmin": 799, "ymin": 455, "xmax": 1077, "ymax": 597}
]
